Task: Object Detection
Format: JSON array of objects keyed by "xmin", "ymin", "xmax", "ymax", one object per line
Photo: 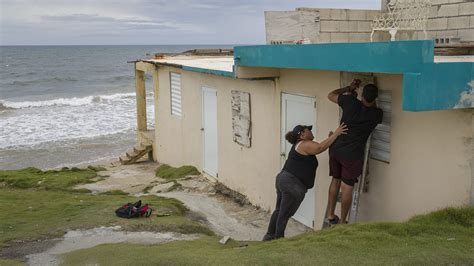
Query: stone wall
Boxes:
[
  {"xmin": 312, "ymin": 8, "xmax": 383, "ymax": 43},
  {"xmin": 421, "ymin": 0, "xmax": 473, "ymax": 42},
  {"xmin": 265, "ymin": 1, "xmax": 473, "ymax": 44},
  {"xmin": 265, "ymin": 8, "xmax": 383, "ymax": 44},
  {"xmin": 264, "ymin": 10, "xmax": 320, "ymax": 44}
]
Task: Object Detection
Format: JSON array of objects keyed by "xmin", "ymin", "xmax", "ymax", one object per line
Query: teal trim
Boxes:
[
  {"xmin": 233, "ymin": 40, "xmax": 474, "ymax": 111},
  {"xmin": 234, "ymin": 41, "xmax": 434, "ymax": 74},
  {"xmin": 182, "ymin": 66, "xmax": 235, "ymax": 78},
  {"xmin": 403, "ymin": 62, "xmax": 474, "ymax": 111}
]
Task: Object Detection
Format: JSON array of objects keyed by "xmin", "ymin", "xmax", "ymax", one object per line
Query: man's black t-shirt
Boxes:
[{"xmin": 329, "ymin": 94, "xmax": 383, "ymax": 160}]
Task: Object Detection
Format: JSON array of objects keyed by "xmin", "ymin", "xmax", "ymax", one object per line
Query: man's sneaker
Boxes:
[
  {"xmin": 262, "ymin": 233, "xmax": 275, "ymax": 241},
  {"xmin": 327, "ymin": 215, "xmax": 340, "ymax": 226}
]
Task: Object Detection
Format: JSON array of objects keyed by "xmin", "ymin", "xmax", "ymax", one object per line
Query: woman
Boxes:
[{"xmin": 263, "ymin": 123, "xmax": 347, "ymax": 241}]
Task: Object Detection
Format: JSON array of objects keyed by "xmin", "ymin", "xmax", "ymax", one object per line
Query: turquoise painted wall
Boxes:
[{"xmin": 233, "ymin": 41, "xmax": 474, "ymax": 112}]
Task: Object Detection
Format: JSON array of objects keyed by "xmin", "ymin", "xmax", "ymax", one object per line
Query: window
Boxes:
[
  {"xmin": 370, "ymin": 90, "xmax": 391, "ymax": 162},
  {"xmin": 170, "ymin": 72, "xmax": 182, "ymax": 117}
]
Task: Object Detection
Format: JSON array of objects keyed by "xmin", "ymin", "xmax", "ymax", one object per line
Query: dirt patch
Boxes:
[
  {"xmin": 26, "ymin": 226, "xmax": 201, "ymax": 266},
  {"xmin": 1, "ymin": 238, "xmax": 60, "ymax": 261},
  {"xmin": 75, "ymin": 162, "xmax": 163, "ymax": 194},
  {"xmin": 157, "ymin": 191, "xmax": 310, "ymax": 241},
  {"xmin": 75, "ymin": 161, "xmax": 310, "ymax": 241},
  {"xmin": 214, "ymin": 182, "xmax": 250, "ymax": 206}
]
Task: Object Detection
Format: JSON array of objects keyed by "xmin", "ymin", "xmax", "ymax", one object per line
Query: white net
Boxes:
[{"xmin": 371, "ymin": 0, "xmax": 432, "ymax": 41}]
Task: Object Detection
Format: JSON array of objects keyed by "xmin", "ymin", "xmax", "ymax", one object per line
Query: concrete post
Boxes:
[
  {"xmin": 135, "ymin": 69, "xmax": 147, "ymax": 132},
  {"xmin": 151, "ymin": 68, "xmax": 160, "ymax": 161},
  {"xmin": 381, "ymin": 0, "xmax": 389, "ymax": 11}
]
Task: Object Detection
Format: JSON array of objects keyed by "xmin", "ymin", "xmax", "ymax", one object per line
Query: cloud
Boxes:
[
  {"xmin": 0, "ymin": 0, "xmax": 379, "ymax": 45},
  {"xmin": 39, "ymin": 13, "xmax": 200, "ymax": 31},
  {"xmin": 454, "ymin": 80, "xmax": 474, "ymax": 109}
]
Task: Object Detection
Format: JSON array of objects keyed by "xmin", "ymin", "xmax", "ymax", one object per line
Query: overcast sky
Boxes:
[{"xmin": 0, "ymin": 0, "xmax": 380, "ymax": 45}]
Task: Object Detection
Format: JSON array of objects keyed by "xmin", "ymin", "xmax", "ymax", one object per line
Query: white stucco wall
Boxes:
[{"xmin": 150, "ymin": 64, "xmax": 473, "ymax": 230}]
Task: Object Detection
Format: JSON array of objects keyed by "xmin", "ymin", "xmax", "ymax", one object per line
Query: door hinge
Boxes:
[{"xmin": 314, "ymin": 101, "xmax": 317, "ymax": 108}]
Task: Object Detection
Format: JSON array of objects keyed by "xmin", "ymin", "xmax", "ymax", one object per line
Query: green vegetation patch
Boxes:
[
  {"xmin": 100, "ymin": 190, "xmax": 129, "ymax": 196},
  {"xmin": 0, "ymin": 258, "xmax": 26, "ymax": 266},
  {"xmin": 0, "ymin": 189, "xmax": 211, "ymax": 249},
  {"xmin": 155, "ymin": 164, "xmax": 200, "ymax": 180},
  {"xmin": 61, "ymin": 206, "xmax": 474, "ymax": 265},
  {"xmin": 0, "ymin": 167, "xmax": 97, "ymax": 191}
]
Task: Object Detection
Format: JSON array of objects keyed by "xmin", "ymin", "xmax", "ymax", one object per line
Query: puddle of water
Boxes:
[{"xmin": 26, "ymin": 226, "xmax": 201, "ymax": 266}]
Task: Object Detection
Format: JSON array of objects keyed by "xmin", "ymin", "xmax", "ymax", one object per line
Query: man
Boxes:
[{"xmin": 326, "ymin": 79, "xmax": 383, "ymax": 224}]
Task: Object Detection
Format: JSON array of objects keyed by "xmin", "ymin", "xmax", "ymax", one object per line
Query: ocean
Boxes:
[{"xmin": 0, "ymin": 45, "xmax": 233, "ymax": 170}]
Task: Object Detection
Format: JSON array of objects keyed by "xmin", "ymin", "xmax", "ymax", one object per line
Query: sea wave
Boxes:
[
  {"xmin": 8, "ymin": 76, "xmax": 79, "ymax": 86},
  {"xmin": 0, "ymin": 128, "xmax": 135, "ymax": 150},
  {"xmin": 0, "ymin": 102, "xmax": 13, "ymax": 111},
  {"xmin": 0, "ymin": 92, "xmax": 144, "ymax": 109}
]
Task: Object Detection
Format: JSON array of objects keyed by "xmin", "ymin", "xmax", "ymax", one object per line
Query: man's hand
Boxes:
[
  {"xmin": 328, "ymin": 79, "xmax": 361, "ymax": 103},
  {"xmin": 348, "ymin": 79, "xmax": 362, "ymax": 92}
]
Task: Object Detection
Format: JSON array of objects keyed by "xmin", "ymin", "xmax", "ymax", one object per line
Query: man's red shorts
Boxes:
[{"xmin": 329, "ymin": 154, "xmax": 363, "ymax": 186}]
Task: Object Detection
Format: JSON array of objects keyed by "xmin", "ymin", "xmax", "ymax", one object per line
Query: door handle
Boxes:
[
  {"xmin": 200, "ymin": 128, "xmax": 204, "ymax": 131},
  {"xmin": 280, "ymin": 153, "xmax": 286, "ymax": 157}
]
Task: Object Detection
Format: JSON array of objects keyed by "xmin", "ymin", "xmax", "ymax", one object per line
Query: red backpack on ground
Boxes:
[{"xmin": 115, "ymin": 200, "xmax": 153, "ymax": 219}]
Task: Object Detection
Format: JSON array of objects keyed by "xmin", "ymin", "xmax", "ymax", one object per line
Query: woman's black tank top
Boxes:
[{"xmin": 282, "ymin": 141, "xmax": 318, "ymax": 189}]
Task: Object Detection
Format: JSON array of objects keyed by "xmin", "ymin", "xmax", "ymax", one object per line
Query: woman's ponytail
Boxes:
[{"xmin": 285, "ymin": 131, "xmax": 298, "ymax": 145}]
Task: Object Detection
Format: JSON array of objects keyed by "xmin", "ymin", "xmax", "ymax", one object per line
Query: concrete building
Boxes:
[
  {"xmin": 131, "ymin": 41, "xmax": 474, "ymax": 230},
  {"xmin": 265, "ymin": 0, "xmax": 474, "ymax": 44}
]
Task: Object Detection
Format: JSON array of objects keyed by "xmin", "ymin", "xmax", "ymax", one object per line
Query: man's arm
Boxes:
[
  {"xmin": 327, "ymin": 87, "xmax": 350, "ymax": 104},
  {"xmin": 327, "ymin": 79, "xmax": 362, "ymax": 104}
]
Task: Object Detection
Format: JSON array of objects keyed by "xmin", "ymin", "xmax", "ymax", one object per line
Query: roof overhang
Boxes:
[
  {"xmin": 234, "ymin": 40, "xmax": 473, "ymax": 112},
  {"xmin": 139, "ymin": 56, "xmax": 235, "ymax": 78}
]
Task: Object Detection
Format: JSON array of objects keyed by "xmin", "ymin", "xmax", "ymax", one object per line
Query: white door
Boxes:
[
  {"xmin": 281, "ymin": 93, "xmax": 316, "ymax": 228},
  {"xmin": 202, "ymin": 87, "xmax": 218, "ymax": 178}
]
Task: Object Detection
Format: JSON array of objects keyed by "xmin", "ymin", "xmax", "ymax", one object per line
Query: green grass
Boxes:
[
  {"xmin": 60, "ymin": 206, "xmax": 474, "ymax": 265},
  {"xmin": 155, "ymin": 164, "xmax": 200, "ymax": 180},
  {"xmin": 0, "ymin": 259, "xmax": 26, "ymax": 266},
  {"xmin": 99, "ymin": 190, "xmax": 129, "ymax": 196},
  {"xmin": 0, "ymin": 168, "xmax": 213, "ymax": 250},
  {"xmin": 0, "ymin": 167, "xmax": 98, "ymax": 191},
  {"xmin": 0, "ymin": 189, "xmax": 212, "ymax": 247}
]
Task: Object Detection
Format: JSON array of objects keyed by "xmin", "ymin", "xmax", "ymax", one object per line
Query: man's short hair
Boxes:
[{"xmin": 362, "ymin": 84, "xmax": 378, "ymax": 103}]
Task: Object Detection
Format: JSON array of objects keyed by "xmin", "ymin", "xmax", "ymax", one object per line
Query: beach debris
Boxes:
[
  {"xmin": 219, "ymin": 235, "xmax": 231, "ymax": 245},
  {"xmin": 119, "ymin": 144, "xmax": 153, "ymax": 165},
  {"xmin": 149, "ymin": 182, "xmax": 175, "ymax": 193}
]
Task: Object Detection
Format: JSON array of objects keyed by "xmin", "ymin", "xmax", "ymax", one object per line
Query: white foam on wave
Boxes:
[
  {"xmin": 0, "ymin": 92, "xmax": 143, "ymax": 109},
  {"xmin": 0, "ymin": 94, "xmax": 155, "ymax": 149}
]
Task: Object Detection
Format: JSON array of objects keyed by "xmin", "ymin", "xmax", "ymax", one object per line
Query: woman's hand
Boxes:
[
  {"xmin": 333, "ymin": 123, "xmax": 348, "ymax": 136},
  {"xmin": 304, "ymin": 123, "xmax": 348, "ymax": 155}
]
